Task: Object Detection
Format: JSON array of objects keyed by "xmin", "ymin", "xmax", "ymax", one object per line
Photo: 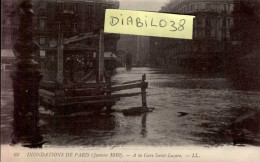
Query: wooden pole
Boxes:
[
  {"xmin": 98, "ymin": 29, "xmax": 104, "ymax": 83},
  {"xmin": 141, "ymin": 74, "xmax": 147, "ymax": 107},
  {"xmin": 104, "ymin": 71, "xmax": 113, "ymax": 111},
  {"xmin": 57, "ymin": 33, "xmax": 64, "ymax": 84},
  {"xmin": 11, "ymin": 0, "xmax": 43, "ymax": 147}
]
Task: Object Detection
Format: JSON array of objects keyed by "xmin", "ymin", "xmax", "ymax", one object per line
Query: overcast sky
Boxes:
[{"xmin": 119, "ymin": 0, "xmax": 170, "ymax": 11}]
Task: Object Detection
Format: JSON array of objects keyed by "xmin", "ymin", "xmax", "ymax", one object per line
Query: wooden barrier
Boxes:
[
  {"xmin": 111, "ymin": 82, "xmax": 144, "ymax": 91},
  {"xmin": 141, "ymin": 74, "xmax": 147, "ymax": 107},
  {"xmin": 39, "ymin": 74, "xmax": 149, "ymax": 114},
  {"xmin": 120, "ymin": 80, "xmax": 142, "ymax": 85}
]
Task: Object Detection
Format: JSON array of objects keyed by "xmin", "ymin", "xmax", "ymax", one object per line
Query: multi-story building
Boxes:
[
  {"xmin": 150, "ymin": 0, "xmax": 234, "ymax": 73},
  {"xmin": 231, "ymin": 0, "xmax": 260, "ymax": 55},
  {"xmin": 227, "ymin": 0, "xmax": 260, "ymax": 90},
  {"xmin": 1, "ymin": 0, "xmax": 19, "ymax": 71},
  {"xmin": 1, "ymin": 0, "xmax": 120, "ymax": 54},
  {"xmin": 1, "ymin": 0, "xmax": 16, "ymax": 49},
  {"xmin": 1, "ymin": 0, "xmax": 120, "ymax": 81},
  {"xmin": 32, "ymin": 0, "xmax": 119, "ymax": 51}
]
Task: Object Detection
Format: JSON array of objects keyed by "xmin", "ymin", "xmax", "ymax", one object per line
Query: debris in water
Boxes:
[
  {"xmin": 122, "ymin": 107, "xmax": 154, "ymax": 116},
  {"xmin": 178, "ymin": 112, "xmax": 188, "ymax": 117}
]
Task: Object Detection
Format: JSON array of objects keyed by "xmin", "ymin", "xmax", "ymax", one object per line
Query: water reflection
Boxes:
[
  {"xmin": 141, "ymin": 113, "xmax": 147, "ymax": 138},
  {"xmin": 11, "ymin": 114, "xmax": 43, "ymax": 148},
  {"xmin": 40, "ymin": 113, "xmax": 117, "ymax": 146},
  {"xmin": 231, "ymin": 107, "xmax": 260, "ymax": 145},
  {"xmin": 1, "ymin": 68, "xmax": 260, "ymax": 146},
  {"xmin": 189, "ymin": 101, "xmax": 260, "ymax": 146}
]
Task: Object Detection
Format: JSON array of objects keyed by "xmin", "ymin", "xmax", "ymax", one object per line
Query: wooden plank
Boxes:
[
  {"xmin": 39, "ymin": 89, "xmax": 55, "ymax": 97},
  {"xmin": 40, "ymin": 81, "xmax": 58, "ymax": 90},
  {"xmin": 57, "ymin": 33, "xmax": 64, "ymax": 84},
  {"xmin": 63, "ymin": 32, "xmax": 98, "ymax": 45},
  {"xmin": 39, "ymin": 90, "xmax": 56, "ymax": 106},
  {"xmin": 56, "ymin": 88, "xmax": 107, "ymax": 97},
  {"xmin": 80, "ymin": 70, "xmax": 95, "ymax": 82},
  {"xmin": 60, "ymin": 82, "xmax": 110, "ymax": 89},
  {"xmin": 39, "ymin": 93, "xmax": 54, "ymax": 101},
  {"xmin": 98, "ymin": 30, "xmax": 104, "ymax": 82},
  {"xmin": 40, "ymin": 96, "xmax": 55, "ymax": 106},
  {"xmin": 121, "ymin": 80, "xmax": 142, "ymax": 85},
  {"xmin": 41, "ymin": 81, "xmax": 57, "ymax": 86},
  {"xmin": 111, "ymin": 82, "xmax": 148, "ymax": 92},
  {"xmin": 56, "ymin": 92, "xmax": 142, "ymax": 104},
  {"xmin": 113, "ymin": 92, "xmax": 143, "ymax": 98},
  {"xmin": 56, "ymin": 95, "xmax": 113, "ymax": 103},
  {"xmin": 57, "ymin": 98, "xmax": 119, "ymax": 106}
]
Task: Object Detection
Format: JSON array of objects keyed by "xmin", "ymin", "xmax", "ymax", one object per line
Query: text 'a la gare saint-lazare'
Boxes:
[{"xmin": 109, "ymin": 14, "xmax": 187, "ymax": 32}]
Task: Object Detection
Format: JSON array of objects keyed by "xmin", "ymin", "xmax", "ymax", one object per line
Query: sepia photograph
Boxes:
[{"xmin": 1, "ymin": 0, "xmax": 260, "ymax": 161}]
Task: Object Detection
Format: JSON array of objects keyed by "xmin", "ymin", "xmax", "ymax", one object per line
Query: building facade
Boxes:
[
  {"xmin": 227, "ymin": 0, "xmax": 260, "ymax": 90},
  {"xmin": 1, "ymin": 0, "xmax": 18, "ymax": 49},
  {"xmin": 1, "ymin": 0, "xmax": 19, "ymax": 71},
  {"xmin": 150, "ymin": 0, "xmax": 234, "ymax": 73},
  {"xmin": 1, "ymin": 0, "xmax": 120, "ymax": 80},
  {"xmin": 230, "ymin": 0, "xmax": 260, "ymax": 55},
  {"xmin": 1, "ymin": 0, "xmax": 120, "ymax": 52},
  {"xmin": 32, "ymin": 0, "xmax": 120, "ymax": 51}
]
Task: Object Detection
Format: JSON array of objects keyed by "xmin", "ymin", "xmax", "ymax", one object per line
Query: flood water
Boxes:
[{"xmin": 1, "ymin": 67, "xmax": 260, "ymax": 146}]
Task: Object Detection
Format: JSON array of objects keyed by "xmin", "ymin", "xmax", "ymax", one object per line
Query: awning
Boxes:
[{"xmin": 1, "ymin": 49, "xmax": 15, "ymax": 58}]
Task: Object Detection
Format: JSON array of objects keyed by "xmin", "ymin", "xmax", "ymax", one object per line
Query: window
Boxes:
[
  {"xmin": 39, "ymin": 18, "xmax": 46, "ymax": 30},
  {"xmin": 56, "ymin": 1, "xmax": 63, "ymax": 12},
  {"xmin": 184, "ymin": 6, "xmax": 188, "ymax": 12},
  {"xmin": 198, "ymin": 30, "xmax": 201, "ymax": 37},
  {"xmin": 227, "ymin": 30, "xmax": 230, "ymax": 38},
  {"xmin": 194, "ymin": 30, "xmax": 197, "ymax": 38},
  {"xmin": 103, "ymin": 6, "xmax": 107, "ymax": 15},
  {"xmin": 73, "ymin": 2, "xmax": 78, "ymax": 12},
  {"xmin": 57, "ymin": 20, "xmax": 62, "ymax": 30},
  {"xmin": 199, "ymin": 30, "xmax": 204, "ymax": 37},
  {"xmin": 206, "ymin": 3, "xmax": 211, "ymax": 10},
  {"xmin": 222, "ymin": 30, "xmax": 226, "ymax": 38},
  {"xmin": 40, "ymin": 50, "xmax": 46, "ymax": 58},
  {"xmin": 195, "ymin": 4, "xmax": 199, "ymax": 11},
  {"xmin": 211, "ymin": 29, "xmax": 216, "ymax": 37},
  {"xmin": 222, "ymin": 18, "xmax": 226, "ymax": 27},
  {"xmin": 228, "ymin": 18, "xmax": 232, "ymax": 27},
  {"xmin": 191, "ymin": 4, "xmax": 194, "ymax": 11},
  {"xmin": 39, "ymin": 37, "xmax": 45, "ymax": 45},
  {"xmin": 205, "ymin": 17, "xmax": 211, "ymax": 27},
  {"xmin": 88, "ymin": 5, "xmax": 93, "ymax": 14},
  {"xmin": 6, "ymin": 17, "xmax": 11, "ymax": 27},
  {"xmin": 87, "ymin": 21, "xmax": 93, "ymax": 31},
  {"xmin": 4, "ymin": 36, "xmax": 11, "ymax": 45},
  {"xmin": 211, "ymin": 18, "xmax": 216, "ymax": 27},
  {"xmin": 229, "ymin": 4, "xmax": 234, "ymax": 13},
  {"xmin": 224, "ymin": 4, "xmax": 227, "ymax": 11},
  {"xmin": 206, "ymin": 30, "xmax": 211, "ymax": 37},
  {"xmin": 221, "ymin": 4, "xmax": 226, "ymax": 11},
  {"xmin": 196, "ymin": 18, "xmax": 203, "ymax": 27},
  {"xmin": 73, "ymin": 21, "xmax": 77, "ymax": 30}
]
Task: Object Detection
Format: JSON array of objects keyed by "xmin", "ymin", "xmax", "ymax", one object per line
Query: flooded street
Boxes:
[{"xmin": 1, "ymin": 67, "xmax": 260, "ymax": 146}]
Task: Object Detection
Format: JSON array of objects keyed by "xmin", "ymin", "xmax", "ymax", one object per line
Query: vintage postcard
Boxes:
[{"xmin": 1, "ymin": 0, "xmax": 260, "ymax": 161}]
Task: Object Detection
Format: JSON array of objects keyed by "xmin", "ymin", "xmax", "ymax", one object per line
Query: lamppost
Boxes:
[
  {"xmin": 11, "ymin": 0, "xmax": 43, "ymax": 148},
  {"xmin": 57, "ymin": 10, "xmax": 77, "ymax": 84}
]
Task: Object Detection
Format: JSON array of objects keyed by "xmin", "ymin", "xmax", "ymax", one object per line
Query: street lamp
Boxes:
[{"xmin": 11, "ymin": 0, "xmax": 43, "ymax": 148}]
